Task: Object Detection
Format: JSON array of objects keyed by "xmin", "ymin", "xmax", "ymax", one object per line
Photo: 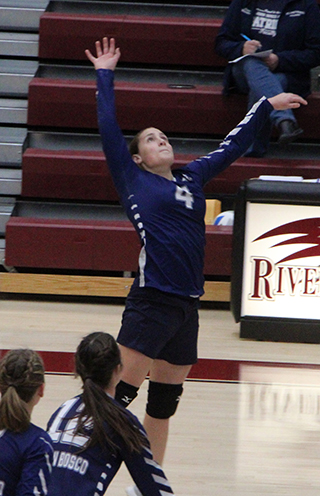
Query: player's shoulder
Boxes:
[
  {"xmin": 0, "ymin": 424, "xmax": 52, "ymax": 457},
  {"xmin": 26, "ymin": 423, "xmax": 53, "ymax": 450},
  {"xmin": 47, "ymin": 395, "xmax": 82, "ymax": 428},
  {"xmin": 29, "ymin": 422, "xmax": 51, "ymax": 437}
]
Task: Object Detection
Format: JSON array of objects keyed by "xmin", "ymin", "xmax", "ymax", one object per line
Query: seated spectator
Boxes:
[
  {"xmin": 215, "ymin": 0, "xmax": 320, "ymax": 156},
  {"xmin": 46, "ymin": 332, "xmax": 175, "ymax": 496},
  {"xmin": 0, "ymin": 348, "xmax": 53, "ymax": 495}
]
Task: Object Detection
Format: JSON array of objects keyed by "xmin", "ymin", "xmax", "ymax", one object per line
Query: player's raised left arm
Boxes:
[{"xmin": 268, "ymin": 92, "xmax": 308, "ymax": 110}]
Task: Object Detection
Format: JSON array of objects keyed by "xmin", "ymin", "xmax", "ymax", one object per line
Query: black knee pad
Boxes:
[
  {"xmin": 146, "ymin": 381, "xmax": 183, "ymax": 419},
  {"xmin": 115, "ymin": 380, "xmax": 139, "ymax": 408}
]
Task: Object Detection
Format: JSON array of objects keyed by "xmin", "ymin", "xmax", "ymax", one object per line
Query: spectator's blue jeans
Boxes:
[{"xmin": 232, "ymin": 56, "xmax": 297, "ymax": 156}]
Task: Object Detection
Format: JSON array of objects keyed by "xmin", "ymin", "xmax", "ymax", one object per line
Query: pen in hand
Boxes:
[{"xmin": 241, "ymin": 33, "xmax": 262, "ymax": 52}]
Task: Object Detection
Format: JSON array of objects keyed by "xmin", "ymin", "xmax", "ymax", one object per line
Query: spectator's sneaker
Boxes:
[{"xmin": 126, "ymin": 486, "xmax": 142, "ymax": 496}]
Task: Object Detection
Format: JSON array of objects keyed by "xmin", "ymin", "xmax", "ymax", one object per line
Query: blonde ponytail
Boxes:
[{"xmin": 0, "ymin": 349, "xmax": 45, "ymax": 432}]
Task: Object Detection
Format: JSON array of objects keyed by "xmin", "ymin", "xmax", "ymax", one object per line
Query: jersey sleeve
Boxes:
[
  {"xmin": 15, "ymin": 432, "xmax": 53, "ymax": 496},
  {"xmin": 187, "ymin": 96, "xmax": 272, "ymax": 185},
  {"xmin": 123, "ymin": 446, "xmax": 175, "ymax": 496},
  {"xmin": 118, "ymin": 415, "xmax": 175, "ymax": 496},
  {"xmin": 96, "ymin": 69, "xmax": 140, "ymax": 202}
]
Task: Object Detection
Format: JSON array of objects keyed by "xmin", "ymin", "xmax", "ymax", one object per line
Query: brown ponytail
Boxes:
[
  {"xmin": 0, "ymin": 349, "xmax": 45, "ymax": 432},
  {"xmin": 75, "ymin": 332, "xmax": 147, "ymax": 453}
]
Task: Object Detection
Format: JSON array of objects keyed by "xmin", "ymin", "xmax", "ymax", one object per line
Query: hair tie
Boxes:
[{"xmin": 6, "ymin": 383, "xmax": 16, "ymax": 390}]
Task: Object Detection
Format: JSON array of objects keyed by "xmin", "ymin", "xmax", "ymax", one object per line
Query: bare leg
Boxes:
[
  {"xmin": 117, "ymin": 346, "xmax": 192, "ymax": 465},
  {"xmin": 143, "ymin": 415, "xmax": 169, "ymax": 466},
  {"xmin": 118, "ymin": 344, "xmax": 152, "ymax": 387},
  {"xmin": 143, "ymin": 359, "xmax": 192, "ymax": 465}
]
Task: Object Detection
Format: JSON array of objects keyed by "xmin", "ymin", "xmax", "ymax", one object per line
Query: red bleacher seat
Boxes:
[
  {"xmin": 39, "ymin": 12, "xmax": 225, "ymax": 67},
  {"xmin": 21, "ymin": 148, "xmax": 320, "ymax": 201},
  {"xmin": 27, "ymin": 77, "xmax": 320, "ymax": 137},
  {"xmin": 4, "ymin": 217, "xmax": 232, "ymax": 276},
  {"xmin": 5, "ymin": 218, "xmax": 139, "ymax": 271},
  {"xmin": 203, "ymin": 157, "xmax": 320, "ymax": 195},
  {"xmin": 27, "ymin": 77, "xmax": 244, "ymax": 133},
  {"xmin": 21, "ymin": 149, "xmax": 119, "ymax": 201}
]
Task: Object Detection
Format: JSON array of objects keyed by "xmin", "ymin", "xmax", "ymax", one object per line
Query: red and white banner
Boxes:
[{"xmin": 242, "ymin": 202, "xmax": 320, "ymax": 319}]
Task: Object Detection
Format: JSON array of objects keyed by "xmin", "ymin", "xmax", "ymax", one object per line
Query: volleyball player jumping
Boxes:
[{"xmin": 85, "ymin": 37, "xmax": 307, "ymax": 471}]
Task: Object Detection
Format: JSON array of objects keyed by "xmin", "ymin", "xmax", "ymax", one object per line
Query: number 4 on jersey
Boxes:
[{"xmin": 175, "ymin": 185, "xmax": 194, "ymax": 210}]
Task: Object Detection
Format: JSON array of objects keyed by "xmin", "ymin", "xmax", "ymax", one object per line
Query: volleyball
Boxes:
[{"xmin": 213, "ymin": 210, "xmax": 234, "ymax": 226}]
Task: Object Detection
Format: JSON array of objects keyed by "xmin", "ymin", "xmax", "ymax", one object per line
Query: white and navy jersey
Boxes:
[
  {"xmin": 47, "ymin": 395, "xmax": 174, "ymax": 496},
  {"xmin": 0, "ymin": 424, "xmax": 53, "ymax": 495},
  {"xmin": 97, "ymin": 69, "xmax": 272, "ymax": 297}
]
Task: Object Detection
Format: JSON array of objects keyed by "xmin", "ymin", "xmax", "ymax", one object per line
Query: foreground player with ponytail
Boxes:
[
  {"xmin": 0, "ymin": 349, "xmax": 53, "ymax": 495},
  {"xmin": 46, "ymin": 332, "xmax": 175, "ymax": 496},
  {"xmin": 85, "ymin": 37, "xmax": 307, "ymax": 471}
]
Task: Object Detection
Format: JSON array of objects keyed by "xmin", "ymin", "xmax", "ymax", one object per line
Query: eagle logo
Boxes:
[{"xmin": 253, "ymin": 218, "xmax": 320, "ymax": 264}]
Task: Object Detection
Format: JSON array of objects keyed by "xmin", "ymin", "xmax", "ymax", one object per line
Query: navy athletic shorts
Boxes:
[{"xmin": 117, "ymin": 287, "xmax": 199, "ymax": 365}]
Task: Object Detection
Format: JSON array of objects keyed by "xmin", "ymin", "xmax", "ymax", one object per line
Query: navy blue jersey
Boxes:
[
  {"xmin": 0, "ymin": 424, "xmax": 53, "ymax": 495},
  {"xmin": 97, "ymin": 69, "xmax": 272, "ymax": 297},
  {"xmin": 47, "ymin": 395, "xmax": 175, "ymax": 496}
]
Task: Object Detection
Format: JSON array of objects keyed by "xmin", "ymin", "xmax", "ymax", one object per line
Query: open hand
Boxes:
[
  {"xmin": 85, "ymin": 37, "xmax": 121, "ymax": 71},
  {"xmin": 268, "ymin": 92, "xmax": 308, "ymax": 110}
]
